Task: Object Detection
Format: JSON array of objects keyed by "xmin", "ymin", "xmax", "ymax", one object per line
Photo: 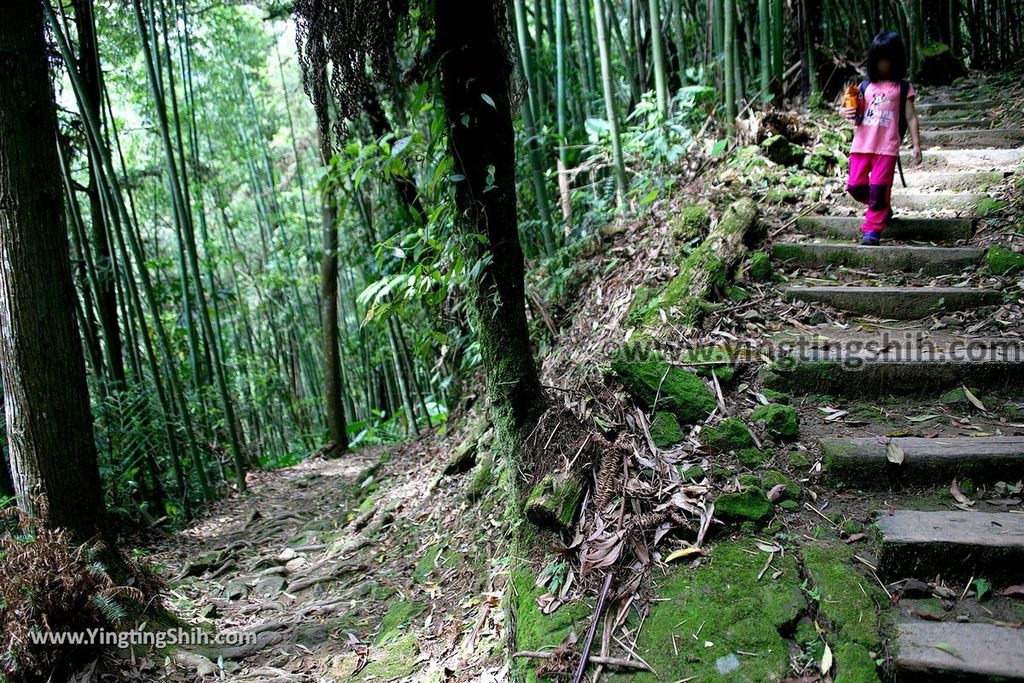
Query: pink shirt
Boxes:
[{"xmin": 851, "ymin": 80, "xmax": 916, "ymax": 157}]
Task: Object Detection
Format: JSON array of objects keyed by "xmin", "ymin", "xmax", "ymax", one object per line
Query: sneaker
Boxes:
[{"xmin": 861, "ymin": 231, "xmax": 881, "ymax": 246}]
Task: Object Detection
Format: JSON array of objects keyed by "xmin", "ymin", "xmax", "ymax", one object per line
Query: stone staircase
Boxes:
[{"xmin": 771, "ymin": 80, "xmax": 1024, "ymax": 681}]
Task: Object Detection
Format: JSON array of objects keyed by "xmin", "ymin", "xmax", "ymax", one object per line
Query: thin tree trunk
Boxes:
[
  {"xmin": 723, "ymin": 0, "xmax": 737, "ymax": 128},
  {"xmin": 593, "ymin": 0, "xmax": 629, "ymax": 205},
  {"xmin": 649, "ymin": 0, "xmax": 670, "ymax": 116},
  {"xmin": 0, "ymin": 0, "xmax": 109, "ymax": 543}
]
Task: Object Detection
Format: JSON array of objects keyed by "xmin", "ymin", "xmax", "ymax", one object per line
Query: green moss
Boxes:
[
  {"xmin": 751, "ymin": 404, "xmax": 799, "ymax": 440},
  {"xmin": 375, "ymin": 600, "xmax": 426, "ymax": 645},
  {"xmin": 738, "ymin": 447, "xmax": 770, "ymax": 468},
  {"xmin": 975, "ymin": 198, "xmax": 1006, "ymax": 217},
  {"xmin": 761, "ymin": 471, "xmax": 799, "ymax": 501},
  {"xmin": 803, "ymin": 148, "xmax": 844, "ymax": 176},
  {"xmin": 672, "ymin": 204, "xmax": 711, "ymax": 242},
  {"xmin": 787, "ymin": 451, "xmax": 811, "ymax": 468},
  {"xmin": 525, "ymin": 473, "xmax": 583, "ymax": 531},
  {"xmin": 771, "ymin": 243, "xmax": 804, "ymax": 262},
  {"xmin": 361, "ymin": 632, "xmax": 419, "ymax": 679},
  {"xmin": 959, "ymin": 478, "xmax": 976, "ymax": 496},
  {"xmin": 682, "ymin": 465, "xmax": 705, "ymax": 481},
  {"xmin": 512, "ymin": 570, "xmax": 590, "ymax": 681},
  {"xmin": 611, "ymin": 349, "xmax": 716, "ymax": 424},
  {"xmin": 761, "ymin": 135, "xmax": 806, "ymax": 166},
  {"xmin": 711, "ymin": 464, "xmax": 732, "ymax": 479},
  {"xmin": 766, "ymin": 187, "xmax": 799, "ymax": 204},
  {"xmin": 701, "ymin": 418, "xmax": 754, "ymax": 451},
  {"xmin": 651, "ymin": 411, "xmax": 685, "ymax": 448},
  {"xmin": 678, "ymin": 346, "xmax": 737, "ymax": 383},
  {"xmin": 802, "ymin": 544, "xmax": 881, "ymax": 649},
  {"xmin": 749, "ymin": 251, "xmax": 772, "ymax": 282},
  {"xmin": 834, "ymin": 642, "xmax": 881, "ymax": 683},
  {"xmin": 641, "ymin": 199, "xmax": 758, "ymax": 329},
  {"xmin": 987, "ymin": 245, "xmax": 1024, "ymax": 275},
  {"xmin": 466, "ymin": 452, "xmax": 496, "ymax": 500},
  {"xmin": 779, "ymin": 499, "xmax": 800, "ymax": 511},
  {"xmin": 631, "ymin": 541, "xmax": 805, "ymax": 682},
  {"xmin": 414, "ymin": 544, "xmax": 445, "ymax": 582},
  {"xmin": 715, "ymin": 488, "xmax": 772, "ymax": 523},
  {"xmin": 761, "ymin": 389, "xmax": 791, "ymax": 404}
]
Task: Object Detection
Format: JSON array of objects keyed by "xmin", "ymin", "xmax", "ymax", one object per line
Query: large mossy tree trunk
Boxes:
[
  {"xmin": 435, "ymin": 0, "xmax": 545, "ymax": 501},
  {"xmin": 0, "ymin": 0, "xmax": 109, "ymax": 544}
]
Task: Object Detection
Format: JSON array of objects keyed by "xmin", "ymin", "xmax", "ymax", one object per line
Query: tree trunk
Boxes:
[
  {"xmin": 0, "ymin": 0, "xmax": 109, "ymax": 543},
  {"xmin": 648, "ymin": 0, "xmax": 670, "ymax": 116},
  {"xmin": 72, "ymin": 0, "xmax": 125, "ymax": 387},
  {"xmin": 593, "ymin": 0, "xmax": 629, "ymax": 205},
  {"xmin": 435, "ymin": 0, "xmax": 545, "ymax": 494},
  {"xmin": 318, "ymin": 145, "xmax": 348, "ymax": 453},
  {"xmin": 723, "ymin": 0, "xmax": 737, "ymax": 128}
]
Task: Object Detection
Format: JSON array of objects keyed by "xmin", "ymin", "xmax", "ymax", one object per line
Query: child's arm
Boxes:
[{"xmin": 905, "ymin": 97, "xmax": 923, "ymax": 165}]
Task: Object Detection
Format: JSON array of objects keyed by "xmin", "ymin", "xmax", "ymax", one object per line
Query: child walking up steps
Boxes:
[{"xmin": 840, "ymin": 31, "xmax": 924, "ymax": 245}]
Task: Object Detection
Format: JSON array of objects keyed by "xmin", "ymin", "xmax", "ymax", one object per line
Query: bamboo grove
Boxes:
[{"xmin": 1, "ymin": 0, "xmax": 1022, "ymax": 527}]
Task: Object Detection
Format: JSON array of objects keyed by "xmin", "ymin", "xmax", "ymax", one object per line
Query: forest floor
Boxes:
[{"xmin": 121, "ymin": 71, "xmax": 1024, "ymax": 683}]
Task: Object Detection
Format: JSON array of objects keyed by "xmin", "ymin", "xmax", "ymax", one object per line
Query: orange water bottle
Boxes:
[{"xmin": 844, "ymin": 84, "xmax": 860, "ymax": 124}]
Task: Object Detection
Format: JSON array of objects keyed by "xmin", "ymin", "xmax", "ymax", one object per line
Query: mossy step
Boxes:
[
  {"xmin": 916, "ymin": 99, "xmax": 1001, "ymax": 114},
  {"xmin": 838, "ymin": 191, "xmax": 990, "ymax": 213},
  {"xmin": 784, "ymin": 286, "xmax": 1002, "ymax": 319},
  {"xmin": 772, "ymin": 243, "xmax": 984, "ymax": 275},
  {"xmin": 918, "ymin": 127, "xmax": 1024, "ymax": 149},
  {"xmin": 822, "ymin": 436, "xmax": 1024, "ymax": 485},
  {"xmin": 901, "ymin": 170, "xmax": 1010, "ymax": 191},
  {"xmin": 795, "ymin": 216, "xmax": 974, "ymax": 242},
  {"xmin": 905, "ymin": 148, "xmax": 1024, "ymax": 170},
  {"xmin": 895, "ymin": 622, "xmax": 1024, "ymax": 682},
  {"xmin": 766, "ymin": 345, "xmax": 1024, "ymax": 396},
  {"xmin": 921, "ymin": 117, "xmax": 992, "ymax": 129},
  {"xmin": 877, "ymin": 510, "xmax": 1024, "ymax": 581}
]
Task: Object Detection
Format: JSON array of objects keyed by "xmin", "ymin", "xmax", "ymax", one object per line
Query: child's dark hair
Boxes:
[{"xmin": 866, "ymin": 31, "xmax": 907, "ymax": 81}]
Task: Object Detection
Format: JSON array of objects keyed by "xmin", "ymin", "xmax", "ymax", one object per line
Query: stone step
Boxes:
[
  {"xmin": 838, "ymin": 191, "xmax": 992, "ymax": 213},
  {"xmin": 922, "ymin": 117, "xmax": 992, "ymax": 129},
  {"xmin": 822, "ymin": 436, "xmax": 1024, "ymax": 485},
  {"xmin": 901, "ymin": 170, "xmax": 1010, "ymax": 191},
  {"xmin": 917, "ymin": 99, "xmax": 1001, "ymax": 114},
  {"xmin": 771, "ymin": 243, "xmax": 984, "ymax": 275},
  {"xmin": 765, "ymin": 343, "xmax": 1024, "ymax": 396},
  {"xmin": 784, "ymin": 286, "xmax": 1001, "ymax": 319},
  {"xmin": 877, "ymin": 510, "xmax": 1024, "ymax": 580},
  {"xmin": 795, "ymin": 216, "xmax": 974, "ymax": 241},
  {"xmin": 907, "ymin": 148, "xmax": 1024, "ymax": 170},
  {"xmin": 895, "ymin": 622, "xmax": 1024, "ymax": 682},
  {"xmin": 919, "ymin": 128, "xmax": 1024, "ymax": 149}
]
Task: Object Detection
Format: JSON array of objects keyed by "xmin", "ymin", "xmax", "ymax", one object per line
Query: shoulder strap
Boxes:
[{"xmin": 859, "ymin": 78, "xmax": 870, "ymax": 97}]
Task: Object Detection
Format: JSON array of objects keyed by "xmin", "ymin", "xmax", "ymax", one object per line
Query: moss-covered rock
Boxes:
[
  {"xmin": 738, "ymin": 447, "xmax": 771, "ymax": 468},
  {"xmin": 987, "ymin": 245, "xmax": 1024, "ymax": 275},
  {"xmin": 834, "ymin": 642, "xmax": 881, "ymax": 683},
  {"xmin": 761, "ymin": 389, "xmax": 791, "ymax": 404},
  {"xmin": 716, "ymin": 488, "xmax": 772, "ymax": 523},
  {"xmin": 525, "ymin": 472, "xmax": 583, "ymax": 532},
  {"xmin": 766, "ymin": 186, "xmax": 799, "ymax": 204},
  {"xmin": 761, "ymin": 470, "xmax": 800, "ymax": 501},
  {"xmin": 632, "ymin": 541, "xmax": 805, "ymax": 682},
  {"xmin": 672, "ymin": 204, "xmax": 711, "ymax": 243},
  {"xmin": 678, "ymin": 346, "xmax": 739, "ymax": 383},
  {"xmin": 751, "ymin": 404, "xmax": 800, "ymax": 440},
  {"xmin": 975, "ymin": 197, "xmax": 1006, "ymax": 218},
  {"xmin": 650, "ymin": 411, "xmax": 685, "ymax": 448},
  {"xmin": 701, "ymin": 417, "xmax": 754, "ymax": 451},
  {"xmin": 749, "ymin": 251, "xmax": 772, "ymax": 282},
  {"xmin": 802, "ymin": 544, "xmax": 881, "ymax": 649},
  {"xmin": 917, "ymin": 42, "xmax": 967, "ymax": 86},
  {"xmin": 761, "ymin": 135, "xmax": 806, "ymax": 166},
  {"xmin": 611, "ymin": 350, "xmax": 716, "ymax": 424},
  {"xmin": 466, "ymin": 452, "xmax": 497, "ymax": 501},
  {"xmin": 803, "ymin": 148, "xmax": 844, "ymax": 176}
]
